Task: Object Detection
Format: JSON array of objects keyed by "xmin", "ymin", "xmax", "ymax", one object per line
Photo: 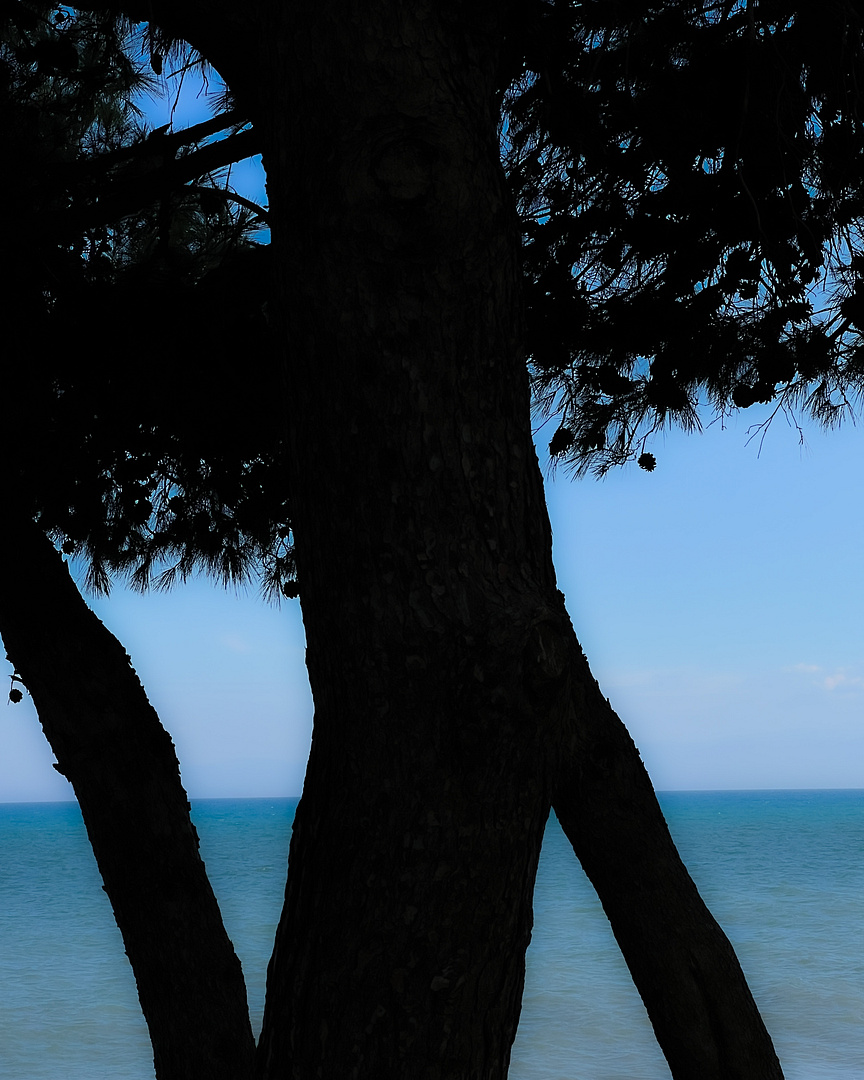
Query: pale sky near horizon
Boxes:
[
  {"xmin": 2, "ymin": 66, "xmax": 862, "ymax": 803},
  {"xmin": 3, "ymin": 407, "xmax": 863, "ymax": 802}
]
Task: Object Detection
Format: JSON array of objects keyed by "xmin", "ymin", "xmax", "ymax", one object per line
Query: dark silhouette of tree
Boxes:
[
  {"xmin": 1, "ymin": 7, "xmax": 277, "ymax": 1076},
  {"xmin": 7, "ymin": 1, "xmax": 864, "ymax": 1078},
  {"xmin": 1, "ymin": 2, "xmax": 292, "ymax": 594},
  {"xmin": 510, "ymin": 1, "xmax": 864, "ymax": 472}
]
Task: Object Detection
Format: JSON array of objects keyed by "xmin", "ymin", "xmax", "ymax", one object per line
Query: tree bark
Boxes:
[
  {"xmin": 251, "ymin": 7, "xmax": 556, "ymax": 1076},
  {"xmin": 29, "ymin": 2, "xmax": 786, "ymax": 1078},
  {"xmin": 0, "ymin": 512, "xmax": 256, "ymax": 1080},
  {"xmin": 240, "ymin": 3, "xmax": 785, "ymax": 1079}
]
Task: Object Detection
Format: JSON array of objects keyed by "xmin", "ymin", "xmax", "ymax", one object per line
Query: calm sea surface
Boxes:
[{"xmin": 1, "ymin": 791, "xmax": 862, "ymax": 1079}]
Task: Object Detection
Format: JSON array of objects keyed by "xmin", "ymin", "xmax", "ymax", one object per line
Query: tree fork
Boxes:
[
  {"xmin": 250, "ymin": 2, "xmax": 787, "ymax": 1077},
  {"xmin": 0, "ymin": 512, "xmax": 256, "ymax": 1080},
  {"xmin": 243, "ymin": 2, "xmax": 786, "ymax": 1078},
  {"xmin": 36, "ymin": 2, "xmax": 787, "ymax": 1076}
]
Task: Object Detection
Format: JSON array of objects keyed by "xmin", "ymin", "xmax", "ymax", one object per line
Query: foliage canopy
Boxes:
[
  {"xmin": 9, "ymin": 0, "xmax": 864, "ymax": 588},
  {"xmin": 506, "ymin": 0, "xmax": 864, "ymax": 472},
  {"xmin": 2, "ymin": 1, "xmax": 292, "ymax": 595}
]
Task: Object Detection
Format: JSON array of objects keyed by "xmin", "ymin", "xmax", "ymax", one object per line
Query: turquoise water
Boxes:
[
  {"xmin": 513, "ymin": 790, "xmax": 864, "ymax": 1080},
  {"xmin": 1, "ymin": 791, "xmax": 862, "ymax": 1079}
]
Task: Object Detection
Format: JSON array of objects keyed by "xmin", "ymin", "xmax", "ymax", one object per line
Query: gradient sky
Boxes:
[
  {"xmin": 4, "ymin": 408, "xmax": 862, "ymax": 802},
  {"xmin": 2, "ymin": 70, "xmax": 862, "ymax": 803}
]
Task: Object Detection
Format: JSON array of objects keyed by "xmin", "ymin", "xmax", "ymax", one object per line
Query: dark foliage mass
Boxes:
[
  {"xmin": 504, "ymin": 0, "xmax": 864, "ymax": 472},
  {"xmin": 9, "ymin": 0, "xmax": 864, "ymax": 590},
  {"xmin": 2, "ymin": 2, "xmax": 293, "ymax": 596}
]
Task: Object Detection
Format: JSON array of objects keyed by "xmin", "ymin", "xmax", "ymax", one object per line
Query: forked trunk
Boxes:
[
  {"xmin": 0, "ymin": 512, "xmax": 256, "ymax": 1080},
  {"xmin": 13, "ymin": 0, "xmax": 786, "ymax": 1076},
  {"xmin": 246, "ymin": 3, "xmax": 784, "ymax": 1078}
]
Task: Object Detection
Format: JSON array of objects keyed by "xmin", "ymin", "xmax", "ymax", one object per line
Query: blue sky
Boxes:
[
  {"xmin": 546, "ymin": 410, "xmax": 864, "ymax": 792},
  {"xmin": 2, "ymin": 67, "xmax": 862, "ymax": 802},
  {"xmin": 4, "ymin": 406, "xmax": 862, "ymax": 801}
]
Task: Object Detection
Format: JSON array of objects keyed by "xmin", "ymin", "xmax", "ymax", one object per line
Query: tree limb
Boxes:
[
  {"xmin": 0, "ymin": 511, "xmax": 257, "ymax": 1080},
  {"xmin": 547, "ymin": 624, "xmax": 785, "ymax": 1080},
  {"xmin": 71, "ymin": 109, "xmax": 249, "ymax": 177},
  {"xmin": 50, "ymin": 127, "xmax": 261, "ymax": 234}
]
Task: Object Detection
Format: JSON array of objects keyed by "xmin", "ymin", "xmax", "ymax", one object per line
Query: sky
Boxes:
[
  {"xmin": 2, "ymin": 65, "xmax": 862, "ymax": 803},
  {"xmin": 3, "ymin": 406, "xmax": 862, "ymax": 802}
]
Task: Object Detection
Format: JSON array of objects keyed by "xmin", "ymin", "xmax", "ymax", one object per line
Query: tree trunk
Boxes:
[
  {"xmin": 252, "ymin": 7, "xmax": 556, "ymax": 1076},
  {"xmin": 547, "ymin": 621, "xmax": 784, "ymax": 1079},
  {"xmin": 240, "ymin": 3, "xmax": 785, "ymax": 1079},
  {"xmin": 32, "ymin": 2, "xmax": 785, "ymax": 1077},
  {"xmin": 0, "ymin": 511, "xmax": 256, "ymax": 1080}
]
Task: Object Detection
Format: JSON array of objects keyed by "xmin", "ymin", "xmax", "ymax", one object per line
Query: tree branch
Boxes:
[
  {"xmin": 187, "ymin": 183, "xmax": 269, "ymax": 223},
  {"xmin": 0, "ymin": 511, "xmax": 257, "ymax": 1080},
  {"xmin": 72, "ymin": 109, "xmax": 249, "ymax": 177},
  {"xmin": 51, "ymin": 127, "xmax": 261, "ymax": 233},
  {"xmin": 68, "ymin": 0, "xmax": 259, "ymax": 82},
  {"xmin": 547, "ymin": 625, "xmax": 785, "ymax": 1080}
]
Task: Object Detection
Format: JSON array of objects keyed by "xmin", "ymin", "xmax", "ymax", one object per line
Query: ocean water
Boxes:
[{"xmin": 0, "ymin": 791, "xmax": 862, "ymax": 1079}]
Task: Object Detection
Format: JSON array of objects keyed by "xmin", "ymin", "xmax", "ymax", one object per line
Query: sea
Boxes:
[{"xmin": 1, "ymin": 791, "xmax": 862, "ymax": 1080}]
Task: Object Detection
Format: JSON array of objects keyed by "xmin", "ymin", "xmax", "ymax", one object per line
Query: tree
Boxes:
[
  {"xmin": 0, "ymin": 7, "xmax": 284, "ymax": 1077},
  {"xmin": 0, "ymin": 0, "xmax": 285, "ymax": 585},
  {"xmin": 7, "ymin": 1, "xmax": 864, "ymax": 1077},
  {"xmin": 510, "ymin": 0, "xmax": 864, "ymax": 474}
]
